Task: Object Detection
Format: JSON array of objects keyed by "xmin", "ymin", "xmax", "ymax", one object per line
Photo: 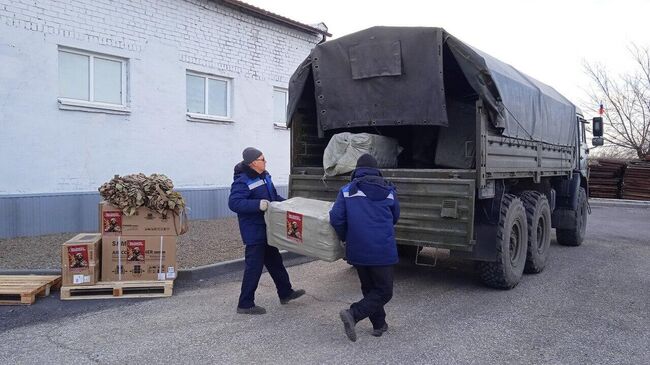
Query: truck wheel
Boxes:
[
  {"xmin": 556, "ymin": 187, "xmax": 587, "ymax": 247},
  {"xmin": 479, "ymin": 194, "xmax": 528, "ymax": 289},
  {"xmin": 521, "ymin": 191, "xmax": 552, "ymax": 274}
]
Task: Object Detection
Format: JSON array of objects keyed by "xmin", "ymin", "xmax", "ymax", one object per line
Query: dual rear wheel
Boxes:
[
  {"xmin": 479, "ymin": 191, "xmax": 552, "ymax": 289},
  {"xmin": 521, "ymin": 191, "xmax": 552, "ymax": 274}
]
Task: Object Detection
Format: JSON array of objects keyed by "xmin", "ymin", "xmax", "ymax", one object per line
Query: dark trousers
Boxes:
[
  {"xmin": 350, "ymin": 265, "xmax": 394, "ymax": 330},
  {"xmin": 238, "ymin": 243, "xmax": 293, "ymax": 309}
]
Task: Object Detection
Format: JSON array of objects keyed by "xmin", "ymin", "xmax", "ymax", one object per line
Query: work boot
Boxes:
[
  {"xmin": 236, "ymin": 305, "xmax": 266, "ymax": 315},
  {"xmin": 280, "ymin": 289, "xmax": 306, "ymax": 304},
  {"xmin": 339, "ymin": 309, "xmax": 357, "ymax": 342},
  {"xmin": 371, "ymin": 323, "xmax": 388, "ymax": 337}
]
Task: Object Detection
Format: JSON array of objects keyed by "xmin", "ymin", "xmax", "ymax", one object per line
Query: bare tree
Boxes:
[
  {"xmin": 583, "ymin": 44, "xmax": 650, "ymax": 159},
  {"xmin": 589, "ymin": 144, "xmax": 636, "ymax": 159}
]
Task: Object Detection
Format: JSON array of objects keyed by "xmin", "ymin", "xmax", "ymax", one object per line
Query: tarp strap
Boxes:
[
  {"xmin": 159, "ymin": 236, "xmax": 164, "ymax": 280},
  {"xmin": 117, "ymin": 235, "xmax": 122, "ymax": 281}
]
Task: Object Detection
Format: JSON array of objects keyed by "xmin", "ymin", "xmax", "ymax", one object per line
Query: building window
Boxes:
[
  {"xmin": 58, "ymin": 47, "xmax": 128, "ymax": 114},
  {"xmin": 273, "ymin": 88, "xmax": 288, "ymax": 129},
  {"xmin": 186, "ymin": 72, "xmax": 232, "ymax": 123}
]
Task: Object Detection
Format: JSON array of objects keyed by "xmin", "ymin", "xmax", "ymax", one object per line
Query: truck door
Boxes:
[{"xmin": 578, "ymin": 116, "xmax": 589, "ymax": 176}]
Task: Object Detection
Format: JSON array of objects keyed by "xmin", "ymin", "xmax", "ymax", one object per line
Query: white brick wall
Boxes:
[{"xmin": 0, "ymin": 0, "xmax": 321, "ymax": 194}]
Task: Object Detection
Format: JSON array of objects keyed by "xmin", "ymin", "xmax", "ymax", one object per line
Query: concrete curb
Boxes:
[
  {"xmin": 0, "ymin": 250, "xmax": 315, "ymax": 282},
  {"xmin": 176, "ymin": 251, "xmax": 315, "ymax": 281},
  {"xmin": 589, "ymin": 198, "xmax": 650, "ymax": 209}
]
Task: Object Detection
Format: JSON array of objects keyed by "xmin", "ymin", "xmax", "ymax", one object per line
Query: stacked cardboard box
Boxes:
[
  {"xmin": 61, "ymin": 233, "xmax": 102, "ymax": 286},
  {"xmin": 99, "ymin": 202, "xmax": 181, "ymax": 281}
]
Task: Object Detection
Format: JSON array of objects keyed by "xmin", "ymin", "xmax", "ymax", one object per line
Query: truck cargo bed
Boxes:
[{"xmin": 290, "ymin": 168, "xmax": 476, "ymax": 251}]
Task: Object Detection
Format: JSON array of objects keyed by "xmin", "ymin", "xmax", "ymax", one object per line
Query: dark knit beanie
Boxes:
[
  {"xmin": 242, "ymin": 147, "xmax": 263, "ymax": 165},
  {"xmin": 356, "ymin": 153, "xmax": 378, "ymax": 169}
]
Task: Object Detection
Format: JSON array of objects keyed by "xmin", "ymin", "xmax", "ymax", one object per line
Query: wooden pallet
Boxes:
[
  {"xmin": 60, "ymin": 280, "xmax": 174, "ymax": 300},
  {"xmin": 0, "ymin": 275, "xmax": 62, "ymax": 305}
]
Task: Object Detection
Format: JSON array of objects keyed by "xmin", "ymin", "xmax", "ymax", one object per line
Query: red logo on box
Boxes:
[
  {"xmin": 286, "ymin": 211, "xmax": 303, "ymax": 243},
  {"xmin": 68, "ymin": 245, "xmax": 89, "ymax": 271},
  {"xmin": 103, "ymin": 211, "xmax": 122, "ymax": 233},
  {"xmin": 126, "ymin": 240, "xmax": 145, "ymax": 262}
]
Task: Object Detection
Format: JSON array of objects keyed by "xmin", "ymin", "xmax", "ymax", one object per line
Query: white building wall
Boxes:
[{"xmin": 0, "ymin": 0, "xmax": 321, "ymax": 194}]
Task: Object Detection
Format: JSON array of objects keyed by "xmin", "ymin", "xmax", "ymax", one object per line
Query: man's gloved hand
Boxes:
[{"xmin": 259, "ymin": 199, "xmax": 270, "ymax": 211}]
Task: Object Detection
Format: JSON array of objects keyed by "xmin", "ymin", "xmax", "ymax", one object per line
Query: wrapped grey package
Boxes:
[
  {"xmin": 265, "ymin": 197, "xmax": 343, "ymax": 262},
  {"xmin": 323, "ymin": 132, "xmax": 402, "ymax": 176}
]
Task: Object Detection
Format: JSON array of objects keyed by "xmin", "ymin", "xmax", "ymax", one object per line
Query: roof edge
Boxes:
[{"xmin": 220, "ymin": 0, "xmax": 331, "ymax": 37}]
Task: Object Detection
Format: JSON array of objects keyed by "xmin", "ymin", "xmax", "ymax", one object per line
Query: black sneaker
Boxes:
[
  {"xmin": 280, "ymin": 289, "xmax": 306, "ymax": 304},
  {"xmin": 236, "ymin": 305, "xmax": 267, "ymax": 315},
  {"xmin": 339, "ymin": 309, "xmax": 357, "ymax": 342},
  {"xmin": 371, "ymin": 323, "xmax": 388, "ymax": 337}
]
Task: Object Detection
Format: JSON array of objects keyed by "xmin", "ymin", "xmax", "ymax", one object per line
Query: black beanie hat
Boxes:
[
  {"xmin": 242, "ymin": 147, "xmax": 263, "ymax": 165},
  {"xmin": 356, "ymin": 153, "xmax": 378, "ymax": 169}
]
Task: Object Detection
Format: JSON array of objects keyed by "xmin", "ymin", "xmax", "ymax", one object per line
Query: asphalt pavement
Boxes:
[{"xmin": 0, "ymin": 203, "xmax": 648, "ymax": 364}]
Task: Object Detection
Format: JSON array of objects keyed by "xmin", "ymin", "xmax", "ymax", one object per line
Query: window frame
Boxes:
[
  {"xmin": 272, "ymin": 87, "xmax": 288, "ymax": 129},
  {"xmin": 185, "ymin": 71, "xmax": 233, "ymax": 124},
  {"xmin": 57, "ymin": 47, "xmax": 129, "ymax": 114}
]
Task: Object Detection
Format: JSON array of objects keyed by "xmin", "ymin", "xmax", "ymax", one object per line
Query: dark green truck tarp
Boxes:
[{"xmin": 287, "ymin": 26, "xmax": 576, "ymax": 147}]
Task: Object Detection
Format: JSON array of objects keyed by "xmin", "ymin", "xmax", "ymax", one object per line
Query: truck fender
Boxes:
[
  {"xmin": 568, "ymin": 173, "xmax": 581, "ymax": 211},
  {"xmin": 551, "ymin": 173, "xmax": 581, "ymax": 229}
]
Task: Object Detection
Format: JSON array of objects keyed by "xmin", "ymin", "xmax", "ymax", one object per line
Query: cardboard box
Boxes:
[
  {"xmin": 100, "ymin": 202, "xmax": 183, "ymax": 236},
  {"xmin": 265, "ymin": 197, "xmax": 344, "ymax": 262},
  {"xmin": 101, "ymin": 235, "xmax": 177, "ymax": 281},
  {"xmin": 61, "ymin": 233, "xmax": 102, "ymax": 286}
]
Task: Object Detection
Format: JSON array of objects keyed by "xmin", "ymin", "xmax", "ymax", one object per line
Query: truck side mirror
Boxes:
[
  {"xmin": 592, "ymin": 117, "xmax": 603, "ymax": 137},
  {"xmin": 592, "ymin": 137, "xmax": 604, "ymax": 146}
]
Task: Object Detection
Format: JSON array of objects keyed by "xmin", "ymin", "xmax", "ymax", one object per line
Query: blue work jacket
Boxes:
[
  {"xmin": 228, "ymin": 162, "xmax": 285, "ymax": 245},
  {"xmin": 330, "ymin": 167, "xmax": 400, "ymax": 265}
]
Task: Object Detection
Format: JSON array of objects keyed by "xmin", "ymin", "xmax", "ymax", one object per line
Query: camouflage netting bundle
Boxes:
[
  {"xmin": 99, "ymin": 173, "xmax": 186, "ymax": 217},
  {"xmin": 142, "ymin": 173, "xmax": 186, "ymax": 215},
  {"xmin": 98, "ymin": 173, "xmax": 147, "ymax": 216}
]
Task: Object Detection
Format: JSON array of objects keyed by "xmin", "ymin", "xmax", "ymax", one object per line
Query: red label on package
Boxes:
[
  {"xmin": 68, "ymin": 245, "xmax": 89, "ymax": 271},
  {"xmin": 103, "ymin": 211, "xmax": 122, "ymax": 233},
  {"xmin": 126, "ymin": 240, "xmax": 145, "ymax": 262},
  {"xmin": 286, "ymin": 211, "xmax": 303, "ymax": 243}
]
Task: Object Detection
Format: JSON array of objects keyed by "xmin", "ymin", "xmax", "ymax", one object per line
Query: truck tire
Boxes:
[
  {"xmin": 556, "ymin": 187, "xmax": 587, "ymax": 246},
  {"xmin": 521, "ymin": 191, "xmax": 552, "ymax": 274},
  {"xmin": 479, "ymin": 194, "xmax": 528, "ymax": 289}
]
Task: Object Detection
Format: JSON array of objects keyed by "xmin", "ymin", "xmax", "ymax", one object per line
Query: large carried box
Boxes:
[
  {"xmin": 61, "ymin": 233, "xmax": 101, "ymax": 286},
  {"xmin": 101, "ymin": 235, "xmax": 177, "ymax": 281},
  {"xmin": 100, "ymin": 202, "xmax": 184, "ymax": 236},
  {"xmin": 265, "ymin": 197, "xmax": 343, "ymax": 262}
]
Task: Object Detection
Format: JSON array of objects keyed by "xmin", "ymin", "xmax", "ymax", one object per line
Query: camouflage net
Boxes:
[{"xmin": 99, "ymin": 173, "xmax": 186, "ymax": 217}]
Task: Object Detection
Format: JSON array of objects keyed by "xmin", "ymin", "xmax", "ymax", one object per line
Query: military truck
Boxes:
[{"xmin": 285, "ymin": 27, "xmax": 604, "ymax": 289}]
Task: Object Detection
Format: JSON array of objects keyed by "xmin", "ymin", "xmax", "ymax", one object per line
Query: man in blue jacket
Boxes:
[
  {"xmin": 229, "ymin": 147, "xmax": 305, "ymax": 315},
  {"xmin": 330, "ymin": 154, "xmax": 400, "ymax": 341}
]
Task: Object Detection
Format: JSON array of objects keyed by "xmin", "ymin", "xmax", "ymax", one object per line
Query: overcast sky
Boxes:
[{"xmin": 245, "ymin": 0, "xmax": 650, "ymax": 116}]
